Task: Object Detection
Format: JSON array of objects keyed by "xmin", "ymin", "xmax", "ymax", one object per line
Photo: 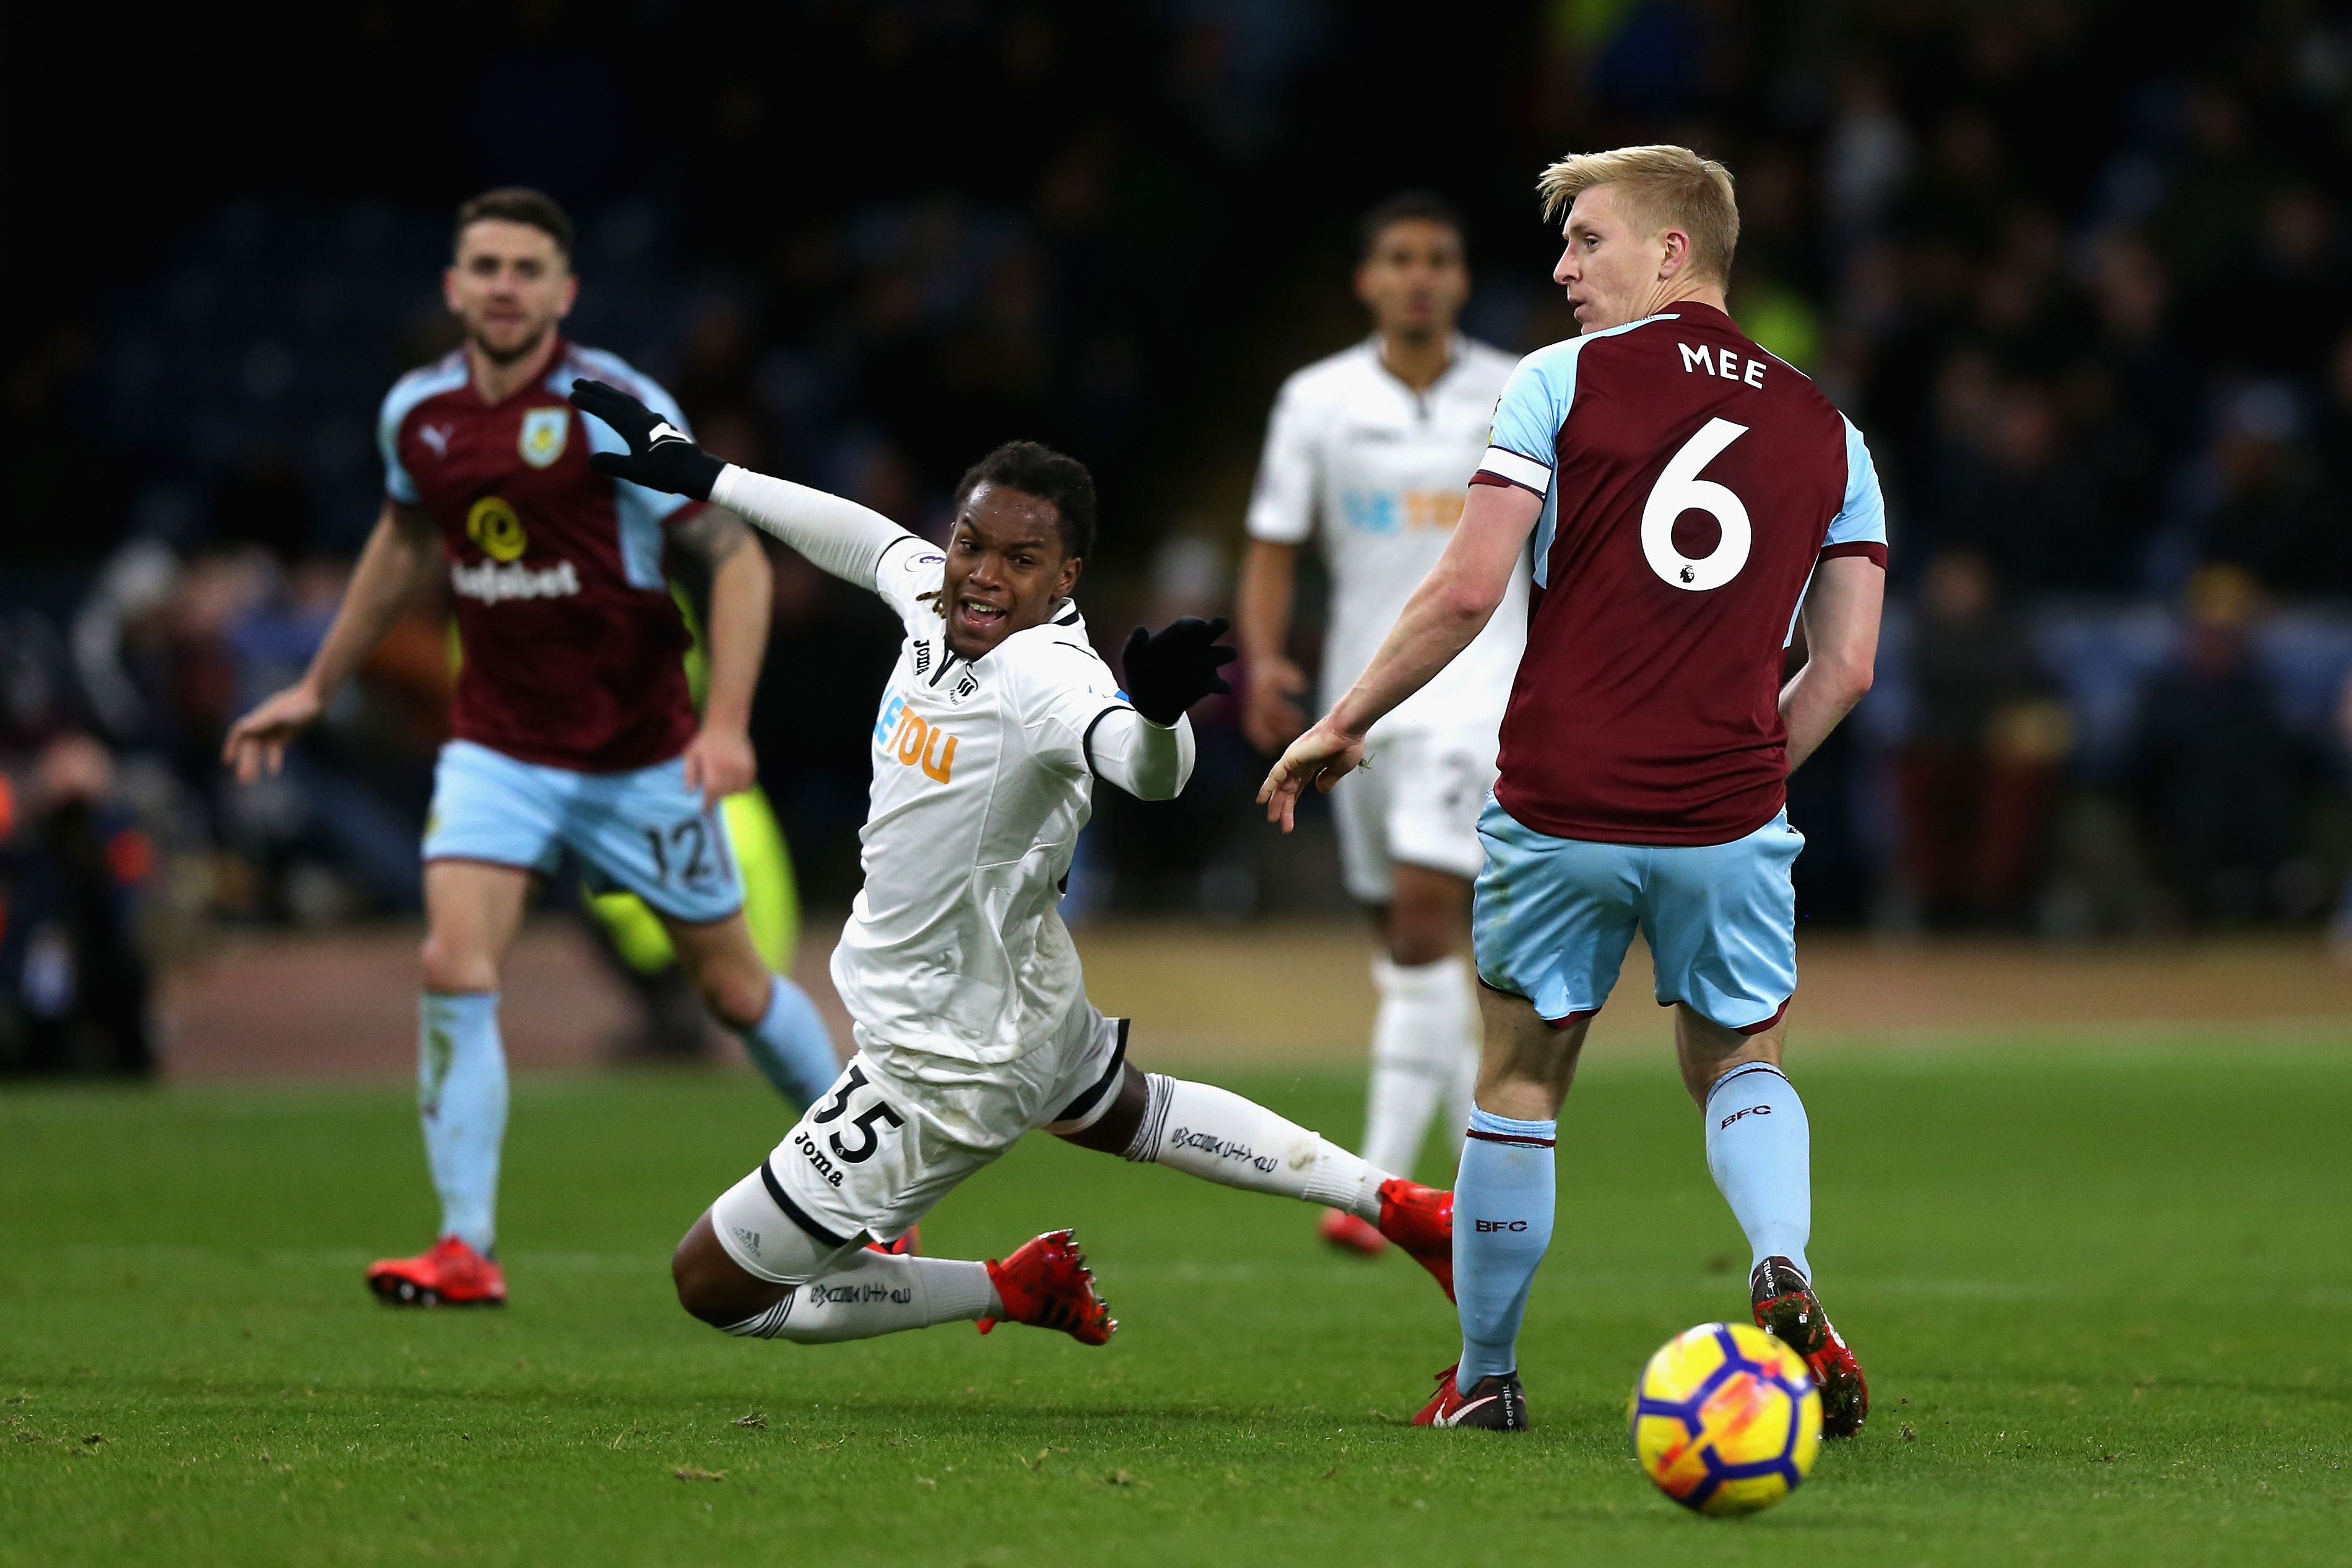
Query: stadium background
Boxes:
[{"xmin": 9, "ymin": 0, "xmax": 2352, "ymax": 1046}]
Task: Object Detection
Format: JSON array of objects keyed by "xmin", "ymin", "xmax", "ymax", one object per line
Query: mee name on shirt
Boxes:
[
  {"xmin": 1472, "ymin": 303, "xmax": 1888, "ymax": 846},
  {"xmin": 377, "ymin": 340, "xmax": 703, "ymax": 772},
  {"xmin": 830, "ymin": 539, "xmax": 1143, "ymax": 1070},
  {"xmin": 1247, "ymin": 336, "xmax": 1529, "ymax": 736}
]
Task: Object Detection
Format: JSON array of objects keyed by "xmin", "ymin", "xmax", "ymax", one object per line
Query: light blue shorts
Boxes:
[
  {"xmin": 1472, "ymin": 797, "xmax": 1802, "ymax": 1034},
  {"xmin": 422, "ymin": 740, "xmax": 743, "ymax": 924}
]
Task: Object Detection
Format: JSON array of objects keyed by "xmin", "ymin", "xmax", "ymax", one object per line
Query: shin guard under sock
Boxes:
[
  {"xmin": 1361, "ymin": 955, "xmax": 1481, "ymax": 1179},
  {"xmin": 1124, "ymin": 1074, "xmax": 1389, "ymax": 1222},
  {"xmin": 418, "ymin": 990, "xmax": 507, "ymax": 1254},
  {"xmin": 1454, "ymin": 1106, "xmax": 1556, "ymax": 1388},
  {"xmin": 1704, "ymin": 1062, "xmax": 1812, "ymax": 1280},
  {"xmin": 723, "ymin": 1255, "xmax": 995, "ymax": 1343},
  {"xmin": 736, "ymin": 974, "xmax": 841, "ymax": 1107}
]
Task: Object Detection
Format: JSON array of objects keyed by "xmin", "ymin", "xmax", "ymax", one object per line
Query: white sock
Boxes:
[
  {"xmin": 723, "ymin": 1254, "xmax": 997, "ymax": 1344},
  {"xmin": 1124, "ymin": 1074, "xmax": 1391, "ymax": 1223},
  {"xmin": 1361, "ymin": 955, "xmax": 1481, "ymax": 1179}
]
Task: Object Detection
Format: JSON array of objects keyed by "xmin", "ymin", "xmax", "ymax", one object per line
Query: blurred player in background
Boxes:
[
  {"xmin": 1235, "ymin": 193, "xmax": 1525, "ymax": 1255},
  {"xmin": 222, "ymin": 189, "xmax": 841, "ymax": 1307},
  {"xmin": 566, "ymin": 379, "xmax": 1457, "ymax": 1349},
  {"xmin": 1264, "ymin": 147, "xmax": 1884, "ymax": 1435}
]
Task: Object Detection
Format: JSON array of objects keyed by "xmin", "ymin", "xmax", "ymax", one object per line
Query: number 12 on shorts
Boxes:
[{"xmin": 643, "ymin": 813, "xmax": 728, "ymax": 886}]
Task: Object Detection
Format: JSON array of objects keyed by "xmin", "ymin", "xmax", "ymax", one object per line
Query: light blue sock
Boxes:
[
  {"xmin": 1454, "ymin": 1106, "xmax": 1557, "ymax": 1389},
  {"xmin": 418, "ymin": 990, "xmax": 506, "ymax": 1254},
  {"xmin": 1704, "ymin": 1062, "xmax": 1812, "ymax": 1278},
  {"xmin": 736, "ymin": 974, "xmax": 840, "ymax": 1108}
]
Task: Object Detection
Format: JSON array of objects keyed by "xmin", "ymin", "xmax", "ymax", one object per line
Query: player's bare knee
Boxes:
[
  {"xmin": 1384, "ymin": 867, "xmax": 1469, "ymax": 965},
  {"xmin": 680, "ymin": 948, "xmax": 770, "ymax": 1029},
  {"xmin": 1058, "ymin": 1063, "xmax": 1147, "ymax": 1154},
  {"xmin": 673, "ymin": 1213, "xmax": 771, "ymax": 1326},
  {"xmin": 418, "ymin": 933, "xmax": 496, "ymax": 995},
  {"xmin": 1383, "ymin": 918, "xmax": 1456, "ymax": 967}
]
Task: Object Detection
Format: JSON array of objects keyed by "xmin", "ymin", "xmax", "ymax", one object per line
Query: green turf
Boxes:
[{"xmin": 2, "ymin": 1038, "xmax": 2348, "ymax": 1567}]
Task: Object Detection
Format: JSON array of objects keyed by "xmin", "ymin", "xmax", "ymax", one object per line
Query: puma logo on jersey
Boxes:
[
  {"xmin": 1679, "ymin": 342, "xmax": 1766, "ymax": 389},
  {"xmin": 418, "ymin": 423, "xmax": 453, "ymax": 458},
  {"xmin": 872, "ymin": 691, "xmax": 956, "ymax": 782}
]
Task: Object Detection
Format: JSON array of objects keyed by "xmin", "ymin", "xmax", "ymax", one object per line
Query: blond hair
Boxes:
[{"xmin": 1536, "ymin": 145, "xmax": 1740, "ymax": 284}]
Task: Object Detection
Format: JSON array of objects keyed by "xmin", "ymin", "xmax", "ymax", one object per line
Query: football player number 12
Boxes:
[{"xmin": 1641, "ymin": 417, "xmax": 1751, "ymax": 592}]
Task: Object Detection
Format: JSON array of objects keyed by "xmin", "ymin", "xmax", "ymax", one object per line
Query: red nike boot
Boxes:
[
  {"xmin": 1751, "ymin": 1255, "xmax": 1868, "ymax": 1437},
  {"xmin": 867, "ymin": 1224, "xmax": 923, "ymax": 1257},
  {"xmin": 1318, "ymin": 1208, "xmax": 1387, "ymax": 1256},
  {"xmin": 1412, "ymin": 1363, "xmax": 1529, "ymax": 1430},
  {"xmin": 1376, "ymin": 1179, "xmax": 1455, "ymax": 1301},
  {"xmin": 366, "ymin": 1236, "xmax": 506, "ymax": 1307},
  {"xmin": 977, "ymin": 1229, "xmax": 1115, "ymax": 1346}
]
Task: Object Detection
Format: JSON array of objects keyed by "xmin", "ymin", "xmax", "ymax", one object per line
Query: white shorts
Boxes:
[
  {"xmin": 710, "ymin": 1003, "xmax": 1129, "ymax": 1280},
  {"xmin": 1330, "ymin": 726, "xmax": 1498, "ymax": 903}
]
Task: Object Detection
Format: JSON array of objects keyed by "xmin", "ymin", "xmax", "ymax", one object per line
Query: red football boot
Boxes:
[
  {"xmin": 1376, "ymin": 1179, "xmax": 1455, "ymax": 1301},
  {"xmin": 1751, "ymin": 1255, "xmax": 1869, "ymax": 1437},
  {"xmin": 1411, "ymin": 1362, "xmax": 1529, "ymax": 1431},
  {"xmin": 1318, "ymin": 1208, "xmax": 1387, "ymax": 1256},
  {"xmin": 867, "ymin": 1224, "xmax": 923, "ymax": 1257},
  {"xmin": 366, "ymin": 1236, "xmax": 506, "ymax": 1307},
  {"xmin": 977, "ymin": 1229, "xmax": 1115, "ymax": 1346}
]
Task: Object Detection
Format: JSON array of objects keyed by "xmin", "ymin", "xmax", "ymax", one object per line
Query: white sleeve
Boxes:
[
  {"xmin": 1244, "ymin": 376, "xmax": 1319, "ymax": 544},
  {"xmin": 1008, "ymin": 634, "xmax": 1196, "ymax": 799},
  {"xmin": 710, "ymin": 464, "xmax": 921, "ymax": 592},
  {"xmin": 1082, "ymin": 708, "xmax": 1196, "ymax": 801}
]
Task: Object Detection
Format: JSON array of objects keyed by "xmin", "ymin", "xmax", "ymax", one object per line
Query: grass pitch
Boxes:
[{"xmin": 2, "ymin": 1035, "xmax": 2348, "ymax": 1566}]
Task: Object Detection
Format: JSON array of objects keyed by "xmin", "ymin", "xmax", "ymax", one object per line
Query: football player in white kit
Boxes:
[
  {"xmin": 566, "ymin": 379, "xmax": 1457, "ymax": 1349},
  {"xmin": 1235, "ymin": 193, "xmax": 1527, "ymax": 1255}
]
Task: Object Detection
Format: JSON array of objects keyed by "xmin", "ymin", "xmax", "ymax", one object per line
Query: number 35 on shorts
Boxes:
[{"xmin": 810, "ymin": 1063, "xmax": 906, "ymax": 1163}]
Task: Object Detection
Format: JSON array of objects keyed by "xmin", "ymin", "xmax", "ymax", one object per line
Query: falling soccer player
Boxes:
[
  {"xmin": 1235, "ymin": 191, "xmax": 1523, "ymax": 1257},
  {"xmin": 1261, "ymin": 145, "xmax": 1883, "ymax": 1436},
  {"xmin": 565, "ymin": 379, "xmax": 1458, "ymax": 1347},
  {"xmin": 222, "ymin": 189, "xmax": 843, "ymax": 1308}
]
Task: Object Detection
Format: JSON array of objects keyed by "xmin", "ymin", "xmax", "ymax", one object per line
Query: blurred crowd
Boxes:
[{"xmin": 8, "ymin": 0, "xmax": 2352, "ymax": 1072}]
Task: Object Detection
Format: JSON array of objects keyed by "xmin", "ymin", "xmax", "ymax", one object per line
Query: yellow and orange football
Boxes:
[{"xmin": 1629, "ymin": 1321, "xmax": 1822, "ymax": 1515}]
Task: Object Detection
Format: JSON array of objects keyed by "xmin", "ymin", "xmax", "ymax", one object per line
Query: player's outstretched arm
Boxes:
[
  {"xmin": 1257, "ymin": 482, "xmax": 1537, "ymax": 831},
  {"xmin": 570, "ymin": 379, "xmax": 913, "ymax": 594},
  {"xmin": 221, "ymin": 498, "xmax": 438, "ymax": 782},
  {"xmin": 1086, "ymin": 616, "xmax": 1235, "ymax": 800},
  {"xmin": 1781, "ymin": 552, "xmax": 1883, "ymax": 772}
]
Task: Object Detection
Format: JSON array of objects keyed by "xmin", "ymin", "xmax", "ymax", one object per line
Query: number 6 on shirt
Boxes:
[{"xmin": 1641, "ymin": 418, "xmax": 1751, "ymax": 592}]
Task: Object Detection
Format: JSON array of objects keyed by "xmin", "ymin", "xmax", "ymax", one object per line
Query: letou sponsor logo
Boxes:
[
  {"xmin": 870, "ymin": 690, "xmax": 957, "ymax": 783},
  {"xmin": 450, "ymin": 558, "xmax": 583, "ymax": 604}
]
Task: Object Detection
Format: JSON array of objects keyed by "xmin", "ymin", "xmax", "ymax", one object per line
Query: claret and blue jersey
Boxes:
[
  {"xmin": 376, "ymin": 339, "xmax": 705, "ymax": 773},
  {"xmin": 1471, "ymin": 301, "xmax": 1887, "ymax": 848}
]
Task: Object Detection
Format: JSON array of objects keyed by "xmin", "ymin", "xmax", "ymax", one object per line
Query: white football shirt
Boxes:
[
  {"xmin": 829, "ymin": 537, "xmax": 1188, "ymax": 1068},
  {"xmin": 1247, "ymin": 335, "xmax": 1528, "ymax": 737}
]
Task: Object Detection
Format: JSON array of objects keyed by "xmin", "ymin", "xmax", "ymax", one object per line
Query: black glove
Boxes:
[
  {"xmin": 1120, "ymin": 615, "xmax": 1237, "ymax": 726},
  {"xmin": 568, "ymin": 378, "xmax": 727, "ymax": 501}
]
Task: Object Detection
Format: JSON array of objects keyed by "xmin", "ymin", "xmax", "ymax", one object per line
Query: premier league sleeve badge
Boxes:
[{"xmin": 519, "ymin": 405, "xmax": 571, "ymax": 469}]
